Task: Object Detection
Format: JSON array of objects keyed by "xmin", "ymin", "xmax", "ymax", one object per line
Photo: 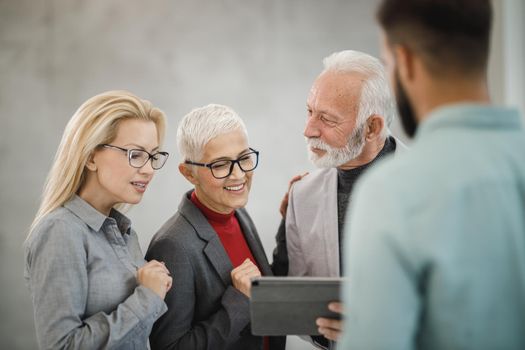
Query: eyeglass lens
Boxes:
[
  {"xmin": 210, "ymin": 152, "xmax": 257, "ymax": 178},
  {"xmin": 129, "ymin": 150, "xmax": 168, "ymax": 169}
]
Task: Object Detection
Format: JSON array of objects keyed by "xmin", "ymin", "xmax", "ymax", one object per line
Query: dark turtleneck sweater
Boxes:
[{"xmin": 336, "ymin": 135, "xmax": 396, "ymax": 273}]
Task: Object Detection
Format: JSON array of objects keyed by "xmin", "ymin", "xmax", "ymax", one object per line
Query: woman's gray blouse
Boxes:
[{"xmin": 24, "ymin": 195, "xmax": 167, "ymax": 349}]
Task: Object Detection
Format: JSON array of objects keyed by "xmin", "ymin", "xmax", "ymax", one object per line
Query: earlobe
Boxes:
[{"xmin": 179, "ymin": 163, "xmax": 199, "ymax": 185}]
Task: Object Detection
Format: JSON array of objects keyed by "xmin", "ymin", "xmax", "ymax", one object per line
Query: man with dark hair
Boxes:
[{"xmin": 333, "ymin": 1, "xmax": 525, "ymax": 349}]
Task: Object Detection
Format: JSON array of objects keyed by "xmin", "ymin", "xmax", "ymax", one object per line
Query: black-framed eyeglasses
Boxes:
[
  {"xmin": 185, "ymin": 148, "xmax": 259, "ymax": 179},
  {"xmin": 100, "ymin": 144, "xmax": 169, "ymax": 170}
]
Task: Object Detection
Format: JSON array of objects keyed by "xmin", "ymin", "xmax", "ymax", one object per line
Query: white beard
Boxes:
[{"xmin": 306, "ymin": 123, "xmax": 366, "ymax": 168}]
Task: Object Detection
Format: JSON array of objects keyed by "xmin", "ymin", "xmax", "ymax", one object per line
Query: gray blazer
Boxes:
[{"xmin": 146, "ymin": 191, "xmax": 283, "ymax": 350}]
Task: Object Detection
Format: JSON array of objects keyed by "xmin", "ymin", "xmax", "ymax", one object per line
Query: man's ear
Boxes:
[
  {"xmin": 393, "ymin": 44, "xmax": 415, "ymax": 82},
  {"xmin": 179, "ymin": 163, "xmax": 199, "ymax": 185},
  {"xmin": 365, "ymin": 115, "xmax": 385, "ymax": 141},
  {"xmin": 85, "ymin": 153, "xmax": 97, "ymax": 172}
]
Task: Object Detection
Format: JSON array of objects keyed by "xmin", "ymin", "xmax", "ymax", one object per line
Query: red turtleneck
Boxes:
[
  {"xmin": 191, "ymin": 192, "xmax": 270, "ymax": 350},
  {"xmin": 190, "ymin": 191, "xmax": 260, "ymax": 269}
]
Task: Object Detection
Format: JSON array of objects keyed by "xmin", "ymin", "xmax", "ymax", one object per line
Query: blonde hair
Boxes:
[{"xmin": 29, "ymin": 90, "xmax": 167, "ymax": 235}]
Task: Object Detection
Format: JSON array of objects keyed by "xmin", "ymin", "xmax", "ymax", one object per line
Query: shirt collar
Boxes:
[
  {"xmin": 64, "ymin": 195, "xmax": 132, "ymax": 234},
  {"xmin": 416, "ymin": 103, "xmax": 522, "ymax": 140}
]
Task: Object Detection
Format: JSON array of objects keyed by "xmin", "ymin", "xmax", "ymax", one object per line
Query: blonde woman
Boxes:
[{"xmin": 24, "ymin": 91, "xmax": 173, "ymax": 349}]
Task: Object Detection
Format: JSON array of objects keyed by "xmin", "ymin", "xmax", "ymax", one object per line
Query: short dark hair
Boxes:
[{"xmin": 377, "ymin": 0, "xmax": 492, "ymax": 77}]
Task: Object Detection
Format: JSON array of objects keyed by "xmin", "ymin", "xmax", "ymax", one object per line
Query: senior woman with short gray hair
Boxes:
[{"xmin": 146, "ymin": 104, "xmax": 284, "ymax": 350}]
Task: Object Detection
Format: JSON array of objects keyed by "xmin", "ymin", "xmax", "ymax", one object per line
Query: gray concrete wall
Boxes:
[
  {"xmin": 0, "ymin": 0, "xmax": 517, "ymax": 349},
  {"xmin": 0, "ymin": 1, "xmax": 385, "ymax": 348}
]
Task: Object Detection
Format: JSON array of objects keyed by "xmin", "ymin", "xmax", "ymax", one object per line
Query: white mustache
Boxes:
[{"xmin": 306, "ymin": 138, "xmax": 332, "ymax": 151}]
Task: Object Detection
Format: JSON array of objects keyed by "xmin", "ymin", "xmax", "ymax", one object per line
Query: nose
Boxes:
[
  {"xmin": 229, "ymin": 162, "xmax": 245, "ymax": 180},
  {"xmin": 139, "ymin": 158, "xmax": 155, "ymax": 176},
  {"xmin": 304, "ymin": 116, "xmax": 321, "ymax": 138}
]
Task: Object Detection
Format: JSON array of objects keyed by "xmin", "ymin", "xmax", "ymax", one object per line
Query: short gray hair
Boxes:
[
  {"xmin": 322, "ymin": 50, "xmax": 396, "ymax": 138},
  {"xmin": 177, "ymin": 104, "xmax": 248, "ymax": 161}
]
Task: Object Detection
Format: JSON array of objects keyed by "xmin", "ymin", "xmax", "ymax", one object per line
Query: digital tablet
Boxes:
[{"xmin": 250, "ymin": 276, "xmax": 342, "ymax": 336}]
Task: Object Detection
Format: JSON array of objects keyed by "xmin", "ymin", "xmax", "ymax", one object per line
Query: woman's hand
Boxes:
[
  {"xmin": 231, "ymin": 259, "xmax": 261, "ymax": 298},
  {"xmin": 137, "ymin": 260, "xmax": 172, "ymax": 299}
]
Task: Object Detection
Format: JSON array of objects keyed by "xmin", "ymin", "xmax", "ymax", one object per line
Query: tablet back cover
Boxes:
[{"xmin": 250, "ymin": 277, "xmax": 341, "ymax": 336}]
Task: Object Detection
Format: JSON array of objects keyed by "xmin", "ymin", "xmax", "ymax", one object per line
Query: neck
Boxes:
[
  {"xmin": 337, "ymin": 136, "xmax": 386, "ymax": 171},
  {"xmin": 78, "ymin": 186, "xmax": 113, "ymax": 216},
  {"xmin": 77, "ymin": 174, "xmax": 114, "ymax": 216},
  {"xmin": 193, "ymin": 187, "xmax": 234, "ymax": 215},
  {"xmin": 415, "ymin": 77, "xmax": 490, "ymax": 122}
]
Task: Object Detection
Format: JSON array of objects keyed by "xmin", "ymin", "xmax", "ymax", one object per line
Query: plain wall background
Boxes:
[{"xmin": 0, "ymin": 1, "xmax": 521, "ymax": 349}]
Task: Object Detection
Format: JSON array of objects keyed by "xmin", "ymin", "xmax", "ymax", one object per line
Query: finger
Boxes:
[
  {"xmin": 145, "ymin": 259, "xmax": 164, "ymax": 267},
  {"xmin": 328, "ymin": 302, "xmax": 343, "ymax": 313},
  {"xmin": 279, "ymin": 193, "xmax": 289, "ymax": 217},
  {"xmin": 165, "ymin": 276, "xmax": 173, "ymax": 291},
  {"xmin": 231, "ymin": 262, "xmax": 250, "ymax": 275},
  {"xmin": 144, "ymin": 260, "xmax": 170, "ymax": 273},
  {"xmin": 156, "ymin": 262, "xmax": 171, "ymax": 274},
  {"xmin": 232, "ymin": 267, "xmax": 259, "ymax": 283},
  {"xmin": 234, "ymin": 260, "xmax": 256, "ymax": 273},
  {"xmin": 237, "ymin": 264, "xmax": 260, "ymax": 277},
  {"xmin": 233, "ymin": 259, "xmax": 252, "ymax": 269},
  {"xmin": 317, "ymin": 327, "xmax": 340, "ymax": 342},
  {"xmin": 288, "ymin": 175, "xmax": 301, "ymax": 188},
  {"xmin": 243, "ymin": 266, "xmax": 261, "ymax": 277},
  {"xmin": 288, "ymin": 172, "xmax": 308, "ymax": 188},
  {"xmin": 316, "ymin": 317, "xmax": 342, "ymax": 330},
  {"xmin": 143, "ymin": 265, "xmax": 171, "ymax": 275}
]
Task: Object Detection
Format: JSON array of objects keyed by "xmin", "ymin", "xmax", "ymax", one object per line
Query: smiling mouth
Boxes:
[
  {"xmin": 224, "ymin": 183, "xmax": 245, "ymax": 192},
  {"xmin": 131, "ymin": 181, "xmax": 148, "ymax": 190}
]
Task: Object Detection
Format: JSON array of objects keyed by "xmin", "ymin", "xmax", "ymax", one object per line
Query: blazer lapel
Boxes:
[
  {"xmin": 236, "ymin": 209, "xmax": 273, "ymax": 276},
  {"xmin": 179, "ymin": 192, "xmax": 233, "ymax": 287},
  {"xmin": 324, "ymin": 169, "xmax": 340, "ymax": 277},
  {"xmin": 203, "ymin": 240, "xmax": 233, "ymax": 287}
]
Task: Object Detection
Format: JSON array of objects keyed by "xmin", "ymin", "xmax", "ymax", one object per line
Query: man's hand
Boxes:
[
  {"xmin": 279, "ymin": 172, "xmax": 309, "ymax": 217},
  {"xmin": 316, "ymin": 302, "xmax": 344, "ymax": 341}
]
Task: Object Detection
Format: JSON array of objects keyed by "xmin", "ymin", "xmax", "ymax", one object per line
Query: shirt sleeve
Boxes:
[
  {"xmin": 286, "ymin": 184, "xmax": 308, "ymax": 277},
  {"xmin": 146, "ymin": 236, "xmax": 251, "ymax": 350},
  {"xmin": 338, "ymin": 174, "xmax": 421, "ymax": 350},
  {"xmin": 25, "ymin": 218, "xmax": 167, "ymax": 350}
]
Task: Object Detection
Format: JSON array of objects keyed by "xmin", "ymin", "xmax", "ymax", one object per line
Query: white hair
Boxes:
[
  {"xmin": 177, "ymin": 104, "xmax": 248, "ymax": 161},
  {"xmin": 322, "ymin": 50, "xmax": 397, "ymax": 138}
]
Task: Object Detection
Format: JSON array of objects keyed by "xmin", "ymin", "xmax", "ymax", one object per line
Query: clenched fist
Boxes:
[
  {"xmin": 231, "ymin": 259, "xmax": 261, "ymax": 298},
  {"xmin": 137, "ymin": 260, "xmax": 172, "ymax": 299}
]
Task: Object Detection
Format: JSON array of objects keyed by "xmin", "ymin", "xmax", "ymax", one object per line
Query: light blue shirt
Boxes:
[{"xmin": 339, "ymin": 104, "xmax": 525, "ymax": 350}]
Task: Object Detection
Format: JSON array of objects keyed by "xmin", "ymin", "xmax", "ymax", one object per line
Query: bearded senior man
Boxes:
[{"xmin": 271, "ymin": 50, "xmax": 405, "ymax": 348}]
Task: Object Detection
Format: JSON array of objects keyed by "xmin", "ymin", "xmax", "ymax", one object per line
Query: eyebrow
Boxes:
[
  {"xmin": 209, "ymin": 148, "xmax": 251, "ymax": 162},
  {"xmin": 123, "ymin": 143, "xmax": 160, "ymax": 153},
  {"xmin": 306, "ymin": 103, "xmax": 343, "ymax": 120}
]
